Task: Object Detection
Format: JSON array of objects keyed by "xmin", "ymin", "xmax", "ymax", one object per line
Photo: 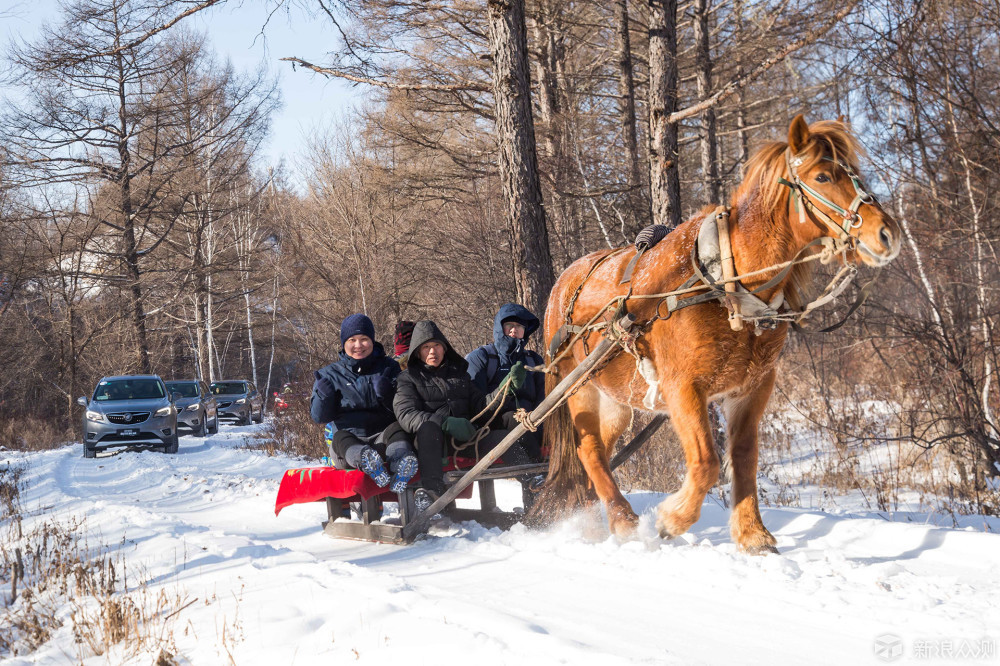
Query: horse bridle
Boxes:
[
  {"xmin": 777, "ymin": 148, "xmax": 890, "ymax": 330},
  {"xmin": 778, "ymin": 149, "xmax": 878, "ymax": 249}
]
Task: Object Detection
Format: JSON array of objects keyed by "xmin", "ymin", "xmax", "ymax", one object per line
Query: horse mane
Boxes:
[{"xmin": 731, "ymin": 119, "xmax": 866, "ymax": 309}]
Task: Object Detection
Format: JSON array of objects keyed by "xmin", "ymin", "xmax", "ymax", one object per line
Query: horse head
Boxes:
[{"xmin": 781, "ymin": 115, "xmax": 902, "ymax": 267}]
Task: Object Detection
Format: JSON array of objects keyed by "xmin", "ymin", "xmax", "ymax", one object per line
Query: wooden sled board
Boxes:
[{"xmin": 321, "ymin": 476, "xmax": 531, "ymax": 544}]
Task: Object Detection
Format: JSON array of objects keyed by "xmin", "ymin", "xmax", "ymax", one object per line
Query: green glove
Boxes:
[
  {"xmin": 506, "ymin": 361, "xmax": 527, "ymax": 391},
  {"xmin": 442, "ymin": 416, "xmax": 477, "ymax": 442}
]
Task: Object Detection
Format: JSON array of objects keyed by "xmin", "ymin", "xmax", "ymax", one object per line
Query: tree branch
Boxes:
[
  {"xmin": 668, "ymin": 0, "xmax": 862, "ymax": 124},
  {"xmin": 280, "ymin": 57, "xmax": 492, "ymax": 92}
]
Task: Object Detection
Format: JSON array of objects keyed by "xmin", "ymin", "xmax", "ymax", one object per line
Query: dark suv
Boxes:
[
  {"xmin": 164, "ymin": 380, "xmax": 219, "ymax": 437},
  {"xmin": 209, "ymin": 380, "xmax": 264, "ymax": 425},
  {"xmin": 78, "ymin": 375, "xmax": 178, "ymax": 458}
]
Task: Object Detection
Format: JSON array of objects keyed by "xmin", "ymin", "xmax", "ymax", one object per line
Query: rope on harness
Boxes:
[
  {"xmin": 565, "ymin": 247, "xmax": 628, "ymax": 325},
  {"xmin": 512, "ymin": 408, "xmax": 540, "ymax": 432},
  {"xmin": 447, "ymin": 369, "xmax": 517, "ymax": 466}
]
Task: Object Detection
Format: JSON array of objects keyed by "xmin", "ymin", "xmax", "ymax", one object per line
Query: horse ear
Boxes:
[
  {"xmin": 787, "ymin": 114, "xmax": 810, "ymax": 153},
  {"xmin": 836, "ymin": 114, "xmax": 846, "ymax": 124}
]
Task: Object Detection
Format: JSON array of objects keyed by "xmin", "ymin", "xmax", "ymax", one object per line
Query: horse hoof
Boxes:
[
  {"xmin": 611, "ymin": 520, "xmax": 638, "ymax": 539},
  {"xmin": 656, "ymin": 519, "xmax": 682, "ymax": 540},
  {"xmin": 742, "ymin": 543, "xmax": 780, "ymax": 556},
  {"xmin": 608, "ymin": 506, "xmax": 639, "ymax": 538}
]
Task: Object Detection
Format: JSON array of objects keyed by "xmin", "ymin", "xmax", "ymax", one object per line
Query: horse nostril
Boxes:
[{"xmin": 879, "ymin": 226, "xmax": 893, "ymax": 250}]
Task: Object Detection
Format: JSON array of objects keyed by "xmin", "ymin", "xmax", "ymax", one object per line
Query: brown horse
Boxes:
[{"xmin": 527, "ymin": 116, "xmax": 902, "ymax": 554}]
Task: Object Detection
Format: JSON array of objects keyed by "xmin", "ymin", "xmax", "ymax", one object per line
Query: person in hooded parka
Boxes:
[
  {"xmin": 465, "ymin": 303, "xmax": 545, "ymax": 461},
  {"xmin": 393, "ymin": 320, "xmax": 537, "ymax": 511}
]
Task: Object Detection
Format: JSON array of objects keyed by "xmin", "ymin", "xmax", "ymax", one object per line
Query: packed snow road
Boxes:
[{"xmin": 3, "ymin": 425, "xmax": 998, "ymax": 665}]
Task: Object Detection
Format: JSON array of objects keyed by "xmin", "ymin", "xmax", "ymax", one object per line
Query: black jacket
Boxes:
[
  {"xmin": 310, "ymin": 342, "xmax": 400, "ymax": 438},
  {"xmin": 393, "ymin": 320, "xmax": 496, "ymax": 434}
]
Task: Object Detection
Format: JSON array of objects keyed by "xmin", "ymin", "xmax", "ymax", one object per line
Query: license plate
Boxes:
[{"xmin": 119, "ymin": 428, "xmax": 139, "ymax": 437}]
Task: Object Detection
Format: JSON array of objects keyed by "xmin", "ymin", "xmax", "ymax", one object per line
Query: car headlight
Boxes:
[
  {"xmin": 86, "ymin": 410, "xmax": 104, "ymax": 422},
  {"xmin": 154, "ymin": 406, "xmax": 173, "ymax": 417},
  {"xmin": 186, "ymin": 403, "xmax": 201, "ymax": 411},
  {"xmin": 236, "ymin": 398, "xmax": 246, "ymax": 404}
]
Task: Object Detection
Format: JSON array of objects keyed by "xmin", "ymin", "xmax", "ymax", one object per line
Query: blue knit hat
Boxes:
[{"xmin": 340, "ymin": 313, "xmax": 375, "ymax": 347}]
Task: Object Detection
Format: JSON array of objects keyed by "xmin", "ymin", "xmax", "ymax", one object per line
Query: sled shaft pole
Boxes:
[
  {"xmin": 609, "ymin": 414, "xmax": 669, "ymax": 471},
  {"xmin": 402, "ymin": 314, "xmax": 636, "ymax": 541}
]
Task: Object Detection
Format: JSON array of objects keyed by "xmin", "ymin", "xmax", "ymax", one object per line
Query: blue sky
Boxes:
[{"xmin": 2, "ymin": 0, "xmax": 362, "ymax": 178}]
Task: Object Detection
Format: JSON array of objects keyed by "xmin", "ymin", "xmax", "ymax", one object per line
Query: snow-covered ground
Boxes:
[{"xmin": 2, "ymin": 424, "xmax": 999, "ymax": 665}]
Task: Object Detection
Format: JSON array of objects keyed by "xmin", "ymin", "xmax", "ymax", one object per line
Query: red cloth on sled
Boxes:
[{"xmin": 274, "ymin": 458, "xmax": 479, "ymax": 516}]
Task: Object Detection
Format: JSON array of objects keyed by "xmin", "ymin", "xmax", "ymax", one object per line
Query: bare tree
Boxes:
[
  {"xmin": 488, "ymin": 0, "xmax": 554, "ymax": 315},
  {"xmin": 5, "ymin": 1, "xmax": 209, "ymax": 372},
  {"xmin": 646, "ymin": 0, "xmax": 682, "ymax": 229}
]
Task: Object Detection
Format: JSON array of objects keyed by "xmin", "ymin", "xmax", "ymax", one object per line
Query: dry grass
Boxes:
[
  {"xmin": 0, "ymin": 463, "xmax": 191, "ymax": 661},
  {"xmin": 0, "ymin": 417, "xmax": 73, "ymax": 452},
  {"xmin": 242, "ymin": 398, "xmax": 326, "ymax": 460},
  {"xmin": 612, "ymin": 411, "xmax": 688, "ymax": 495}
]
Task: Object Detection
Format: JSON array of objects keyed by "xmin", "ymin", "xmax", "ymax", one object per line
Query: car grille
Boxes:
[
  {"xmin": 99, "ymin": 432, "xmax": 160, "ymax": 443},
  {"xmin": 218, "ymin": 401, "xmax": 232, "ymax": 409},
  {"xmin": 107, "ymin": 412, "xmax": 151, "ymax": 424}
]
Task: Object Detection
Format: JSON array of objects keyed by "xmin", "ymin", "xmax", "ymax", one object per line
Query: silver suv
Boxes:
[
  {"xmin": 164, "ymin": 380, "xmax": 219, "ymax": 437},
  {"xmin": 78, "ymin": 375, "xmax": 178, "ymax": 458},
  {"xmin": 209, "ymin": 380, "xmax": 264, "ymax": 425}
]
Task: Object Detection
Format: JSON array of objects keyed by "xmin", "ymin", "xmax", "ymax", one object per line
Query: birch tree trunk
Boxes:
[
  {"xmin": 947, "ymin": 98, "xmax": 997, "ymax": 445},
  {"xmin": 487, "ymin": 0, "xmax": 555, "ymax": 316},
  {"xmin": 942, "ymin": 70, "xmax": 1000, "ymax": 472},
  {"xmin": 264, "ymin": 260, "xmax": 280, "ymax": 407},
  {"xmin": 234, "ymin": 185, "xmax": 260, "ymax": 389}
]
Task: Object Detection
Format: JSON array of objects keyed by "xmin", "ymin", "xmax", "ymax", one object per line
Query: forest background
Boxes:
[{"xmin": 0, "ymin": 0, "xmax": 997, "ymax": 516}]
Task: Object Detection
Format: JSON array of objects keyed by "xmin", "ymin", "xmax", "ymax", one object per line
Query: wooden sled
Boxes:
[{"xmin": 274, "ymin": 459, "xmax": 548, "ymax": 544}]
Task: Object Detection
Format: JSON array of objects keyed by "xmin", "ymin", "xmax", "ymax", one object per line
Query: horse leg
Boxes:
[
  {"xmin": 723, "ymin": 370, "xmax": 779, "ymax": 555},
  {"xmin": 567, "ymin": 386, "xmax": 637, "ymax": 537},
  {"xmin": 656, "ymin": 383, "xmax": 720, "ymax": 539}
]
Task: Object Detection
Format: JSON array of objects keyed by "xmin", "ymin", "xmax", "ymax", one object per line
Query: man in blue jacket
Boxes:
[
  {"xmin": 311, "ymin": 314, "xmax": 417, "ymax": 493},
  {"xmin": 465, "ymin": 303, "xmax": 545, "ymax": 461}
]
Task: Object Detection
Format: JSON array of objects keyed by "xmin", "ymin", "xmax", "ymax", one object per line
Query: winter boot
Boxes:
[
  {"xmin": 390, "ymin": 455, "xmax": 418, "ymax": 494},
  {"xmin": 524, "ymin": 474, "xmax": 546, "ymax": 493},
  {"xmin": 413, "ymin": 487, "xmax": 441, "ymax": 514},
  {"xmin": 358, "ymin": 447, "xmax": 391, "ymax": 487}
]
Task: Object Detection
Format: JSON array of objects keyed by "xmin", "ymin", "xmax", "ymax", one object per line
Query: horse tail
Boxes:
[{"xmin": 524, "ymin": 366, "xmax": 597, "ymax": 526}]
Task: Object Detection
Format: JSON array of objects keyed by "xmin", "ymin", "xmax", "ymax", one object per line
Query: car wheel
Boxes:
[
  {"xmin": 197, "ymin": 412, "xmax": 209, "ymax": 437},
  {"xmin": 163, "ymin": 433, "xmax": 179, "ymax": 454},
  {"xmin": 253, "ymin": 406, "xmax": 263, "ymax": 424},
  {"xmin": 83, "ymin": 442, "xmax": 96, "ymax": 459},
  {"xmin": 209, "ymin": 414, "xmax": 219, "ymax": 434}
]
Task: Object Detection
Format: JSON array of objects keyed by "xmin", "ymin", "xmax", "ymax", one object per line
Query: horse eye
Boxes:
[{"xmin": 815, "ymin": 173, "xmax": 831, "ymax": 183}]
